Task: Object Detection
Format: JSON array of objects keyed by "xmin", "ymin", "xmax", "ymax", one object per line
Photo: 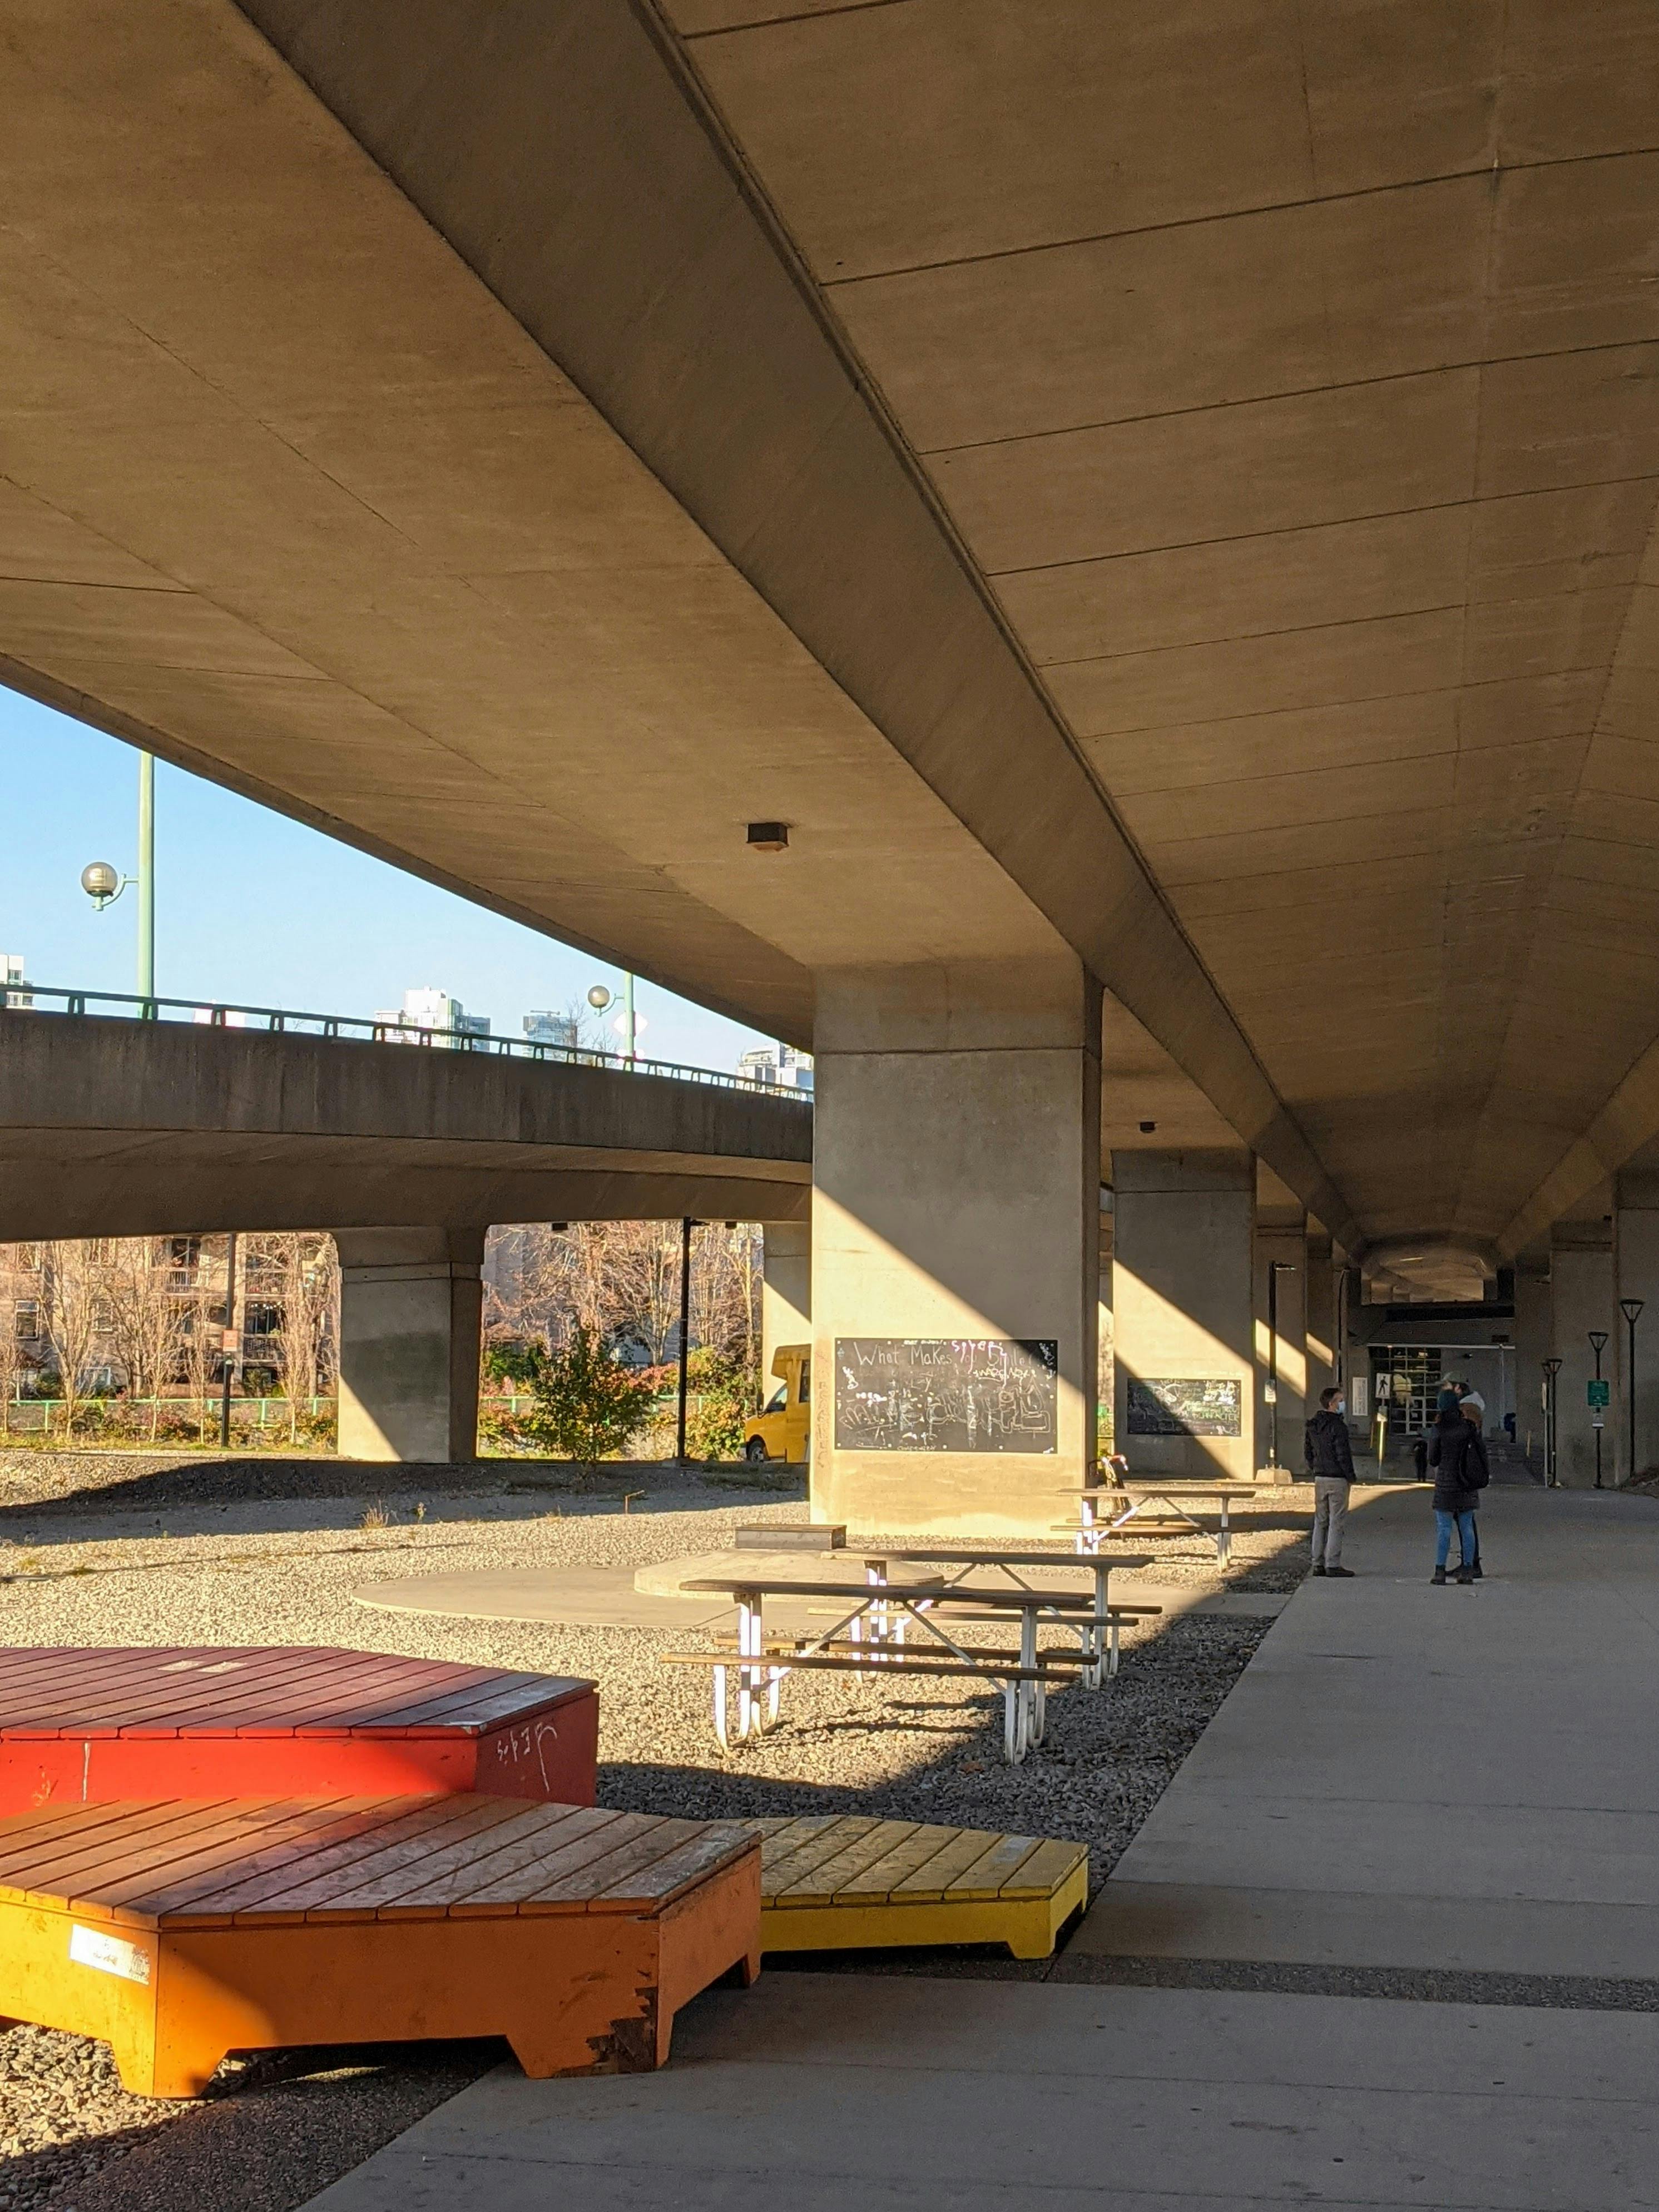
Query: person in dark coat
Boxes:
[
  {"xmin": 1427, "ymin": 1402, "xmax": 1489, "ymax": 1584},
  {"xmin": 1304, "ymin": 1385, "xmax": 1356, "ymax": 1576}
]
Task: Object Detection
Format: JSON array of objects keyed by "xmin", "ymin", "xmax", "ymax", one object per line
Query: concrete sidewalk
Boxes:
[
  {"xmin": 1073, "ymin": 1483, "xmax": 1659, "ymax": 1981},
  {"xmin": 304, "ymin": 1485, "xmax": 1659, "ymax": 2212},
  {"xmin": 303, "ymin": 1973, "xmax": 1659, "ymax": 2210}
]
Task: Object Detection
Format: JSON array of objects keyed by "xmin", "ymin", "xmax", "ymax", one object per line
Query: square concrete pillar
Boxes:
[
  {"xmin": 1512, "ymin": 1254, "xmax": 1551, "ymax": 1470},
  {"xmin": 1255, "ymin": 1214, "xmax": 1308, "ymax": 1477},
  {"xmin": 811, "ymin": 958, "xmax": 1101, "ymax": 1535},
  {"xmin": 335, "ymin": 1227, "xmax": 485, "ymax": 1464},
  {"xmin": 1111, "ymin": 1150, "xmax": 1256, "ymax": 1483},
  {"xmin": 1615, "ymin": 1177, "xmax": 1659, "ymax": 1483},
  {"xmin": 761, "ymin": 1223, "xmax": 811, "ymax": 1384},
  {"xmin": 1551, "ymin": 1221, "xmax": 1615, "ymax": 1489}
]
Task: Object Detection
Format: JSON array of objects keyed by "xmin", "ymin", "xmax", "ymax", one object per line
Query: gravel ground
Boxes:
[{"xmin": 0, "ymin": 1451, "xmax": 1311, "ymax": 2211}]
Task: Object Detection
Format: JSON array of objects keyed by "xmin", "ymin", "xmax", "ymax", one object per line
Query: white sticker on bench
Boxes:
[{"xmin": 70, "ymin": 1925, "xmax": 151, "ymax": 1985}]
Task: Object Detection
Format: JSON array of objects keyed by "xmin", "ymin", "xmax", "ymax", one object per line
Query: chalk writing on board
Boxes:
[
  {"xmin": 1126, "ymin": 1377, "xmax": 1241, "ymax": 1439},
  {"xmin": 834, "ymin": 1338, "xmax": 1058, "ymax": 1454}
]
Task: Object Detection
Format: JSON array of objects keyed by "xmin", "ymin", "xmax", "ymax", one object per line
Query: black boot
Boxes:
[{"xmin": 1431, "ymin": 1566, "xmax": 1447, "ymax": 1585}]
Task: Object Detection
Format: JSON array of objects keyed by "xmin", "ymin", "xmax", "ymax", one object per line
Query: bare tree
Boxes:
[
  {"xmin": 269, "ymin": 1233, "xmax": 338, "ymax": 1439},
  {"xmin": 40, "ymin": 1242, "xmax": 105, "ymax": 1434},
  {"xmin": 104, "ymin": 1238, "xmax": 183, "ymax": 1437}
]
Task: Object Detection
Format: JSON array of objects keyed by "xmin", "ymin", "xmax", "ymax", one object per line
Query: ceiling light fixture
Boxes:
[{"xmin": 746, "ymin": 821, "xmax": 789, "ymax": 852}]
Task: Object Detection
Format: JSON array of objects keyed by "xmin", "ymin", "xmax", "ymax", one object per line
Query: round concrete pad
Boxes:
[{"xmin": 354, "ymin": 1564, "xmax": 734, "ymax": 1631}]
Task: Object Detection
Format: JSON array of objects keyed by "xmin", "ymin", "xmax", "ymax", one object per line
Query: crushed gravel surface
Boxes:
[{"xmin": 0, "ymin": 1450, "xmax": 1310, "ymax": 2211}]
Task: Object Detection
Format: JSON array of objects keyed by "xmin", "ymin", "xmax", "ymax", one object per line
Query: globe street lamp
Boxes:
[
  {"xmin": 79, "ymin": 751, "xmax": 156, "ymax": 1003},
  {"xmin": 586, "ymin": 976, "xmax": 638, "ymax": 1063},
  {"xmin": 1621, "ymin": 1297, "xmax": 1645, "ymax": 1487},
  {"xmin": 1542, "ymin": 1356, "xmax": 1562, "ymax": 1487}
]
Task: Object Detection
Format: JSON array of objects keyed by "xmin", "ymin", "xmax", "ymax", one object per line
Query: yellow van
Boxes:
[{"xmin": 742, "ymin": 1344, "xmax": 810, "ymax": 1465}]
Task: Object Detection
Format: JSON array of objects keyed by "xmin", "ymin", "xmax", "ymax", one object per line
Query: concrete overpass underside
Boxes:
[
  {"xmin": 0, "ymin": 1014, "xmax": 811, "ymax": 1242},
  {"xmin": 2, "ymin": 4, "xmax": 1656, "ymax": 1490}
]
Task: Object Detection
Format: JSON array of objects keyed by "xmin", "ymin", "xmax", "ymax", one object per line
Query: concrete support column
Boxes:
[
  {"xmin": 335, "ymin": 1227, "xmax": 484, "ymax": 1463},
  {"xmin": 1304, "ymin": 1227, "xmax": 1335, "ymax": 1412},
  {"xmin": 1112, "ymin": 1150, "xmax": 1256, "ymax": 1482},
  {"xmin": 1512, "ymin": 1254, "xmax": 1552, "ymax": 1471},
  {"xmin": 761, "ymin": 1223, "xmax": 811, "ymax": 1384},
  {"xmin": 1255, "ymin": 1214, "xmax": 1308, "ymax": 1477},
  {"xmin": 1615, "ymin": 1176, "xmax": 1659, "ymax": 1483},
  {"xmin": 1551, "ymin": 1221, "xmax": 1615, "ymax": 1489},
  {"xmin": 811, "ymin": 958, "xmax": 1101, "ymax": 1535}
]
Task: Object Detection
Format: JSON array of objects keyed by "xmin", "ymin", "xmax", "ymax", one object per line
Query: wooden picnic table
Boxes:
[
  {"xmin": 866, "ymin": 1547, "xmax": 1156, "ymax": 1683},
  {"xmin": 668, "ymin": 1573, "xmax": 1157, "ymax": 1764},
  {"xmin": 1056, "ymin": 1482, "xmax": 1260, "ymax": 1564}
]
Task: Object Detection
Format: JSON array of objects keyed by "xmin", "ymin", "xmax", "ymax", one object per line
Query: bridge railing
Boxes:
[{"xmin": 0, "ymin": 983, "xmax": 811, "ymax": 1104}]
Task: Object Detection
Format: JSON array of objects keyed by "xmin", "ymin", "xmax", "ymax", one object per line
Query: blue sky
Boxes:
[{"xmin": 0, "ymin": 687, "xmax": 775, "ymax": 1075}]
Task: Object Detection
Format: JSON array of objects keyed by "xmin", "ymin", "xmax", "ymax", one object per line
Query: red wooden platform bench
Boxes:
[
  {"xmin": 0, "ymin": 1795, "xmax": 760, "ymax": 2095},
  {"xmin": 0, "ymin": 1650, "xmax": 598, "ymax": 1814}
]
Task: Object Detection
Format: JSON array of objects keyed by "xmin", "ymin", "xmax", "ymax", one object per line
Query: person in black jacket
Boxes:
[
  {"xmin": 1427, "ymin": 1403, "xmax": 1489, "ymax": 1585},
  {"xmin": 1304, "ymin": 1385, "xmax": 1356, "ymax": 1577}
]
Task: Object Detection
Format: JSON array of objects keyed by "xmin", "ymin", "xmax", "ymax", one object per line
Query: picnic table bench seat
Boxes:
[
  {"xmin": 0, "ymin": 1649, "xmax": 599, "ymax": 1814},
  {"xmin": 0, "ymin": 1795, "xmax": 759, "ymax": 2096}
]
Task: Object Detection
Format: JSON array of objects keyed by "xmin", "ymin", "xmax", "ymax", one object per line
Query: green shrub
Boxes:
[
  {"xmin": 685, "ymin": 1347, "xmax": 760, "ymax": 1462},
  {"xmin": 518, "ymin": 1324, "xmax": 657, "ymax": 1462}
]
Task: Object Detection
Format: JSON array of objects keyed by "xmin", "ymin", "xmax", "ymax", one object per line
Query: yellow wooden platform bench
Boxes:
[
  {"xmin": 754, "ymin": 1815, "xmax": 1087, "ymax": 1960},
  {"xmin": 0, "ymin": 1795, "xmax": 760, "ymax": 2096}
]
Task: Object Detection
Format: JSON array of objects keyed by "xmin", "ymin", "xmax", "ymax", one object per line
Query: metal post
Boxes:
[
  {"xmin": 624, "ymin": 971, "xmax": 636, "ymax": 1062},
  {"xmin": 219, "ymin": 1231, "xmax": 238, "ymax": 1449},
  {"xmin": 1589, "ymin": 1329, "xmax": 1609, "ymax": 1489},
  {"xmin": 1542, "ymin": 1357, "xmax": 1561, "ymax": 1487},
  {"xmin": 1622, "ymin": 1298, "xmax": 1645, "ymax": 1488},
  {"xmin": 675, "ymin": 1216, "xmax": 694, "ymax": 1462},
  {"xmin": 136, "ymin": 752, "xmax": 155, "ymax": 1007}
]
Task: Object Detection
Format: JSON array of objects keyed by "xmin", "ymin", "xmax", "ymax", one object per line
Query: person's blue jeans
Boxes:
[{"xmin": 1435, "ymin": 1508, "xmax": 1476, "ymax": 1569}]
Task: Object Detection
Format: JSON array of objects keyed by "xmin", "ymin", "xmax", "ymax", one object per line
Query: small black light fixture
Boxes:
[
  {"xmin": 1138, "ymin": 1120, "xmax": 1157, "ymax": 1134},
  {"xmin": 746, "ymin": 821, "xmax": 789, "ymax": 852}
]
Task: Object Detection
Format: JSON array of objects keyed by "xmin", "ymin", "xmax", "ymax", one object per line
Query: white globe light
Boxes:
[
  {"xmin": 80, "ymin": 861, "xmax": 119, "ymax": 901},
  {"xmin": 586, "ymin": 985, "xmax": 612, "ymax": 1011}
]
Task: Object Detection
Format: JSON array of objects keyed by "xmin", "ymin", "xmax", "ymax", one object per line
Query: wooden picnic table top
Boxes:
[
  {"xmin": 0, "ymin": 1648, "xmax": 594, "ymax": 1742},
  {"xmin": 886, "ymin": 1546, "xmax": 1152, "ymax": 1570},
  {"xmin": 0, "ymin": 1796, "xmax": 756, "ymax": 1930},
  {"xmin": 1059, "ymin": 1482, "xmax": 1260, "ymax": 1497},
  {"xmin": 679, "ymin": 1576, "xmax": 1121, "ymax": 1610}
]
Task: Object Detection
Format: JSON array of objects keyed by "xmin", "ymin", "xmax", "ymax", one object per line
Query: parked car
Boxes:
[{"xmin": 742, "ymin": 1344, "xmax": 810, "ymax": 1464}]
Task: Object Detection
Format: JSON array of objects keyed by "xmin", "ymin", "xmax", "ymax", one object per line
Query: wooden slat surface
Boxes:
[
  {"xmin": 0, "ymin": 1649, "xmax": 591, "ymax": 1739},
  {"xmin": 751, "ymin": 1817, "xmax": 1084, "ymax": 1907},
  {"xmin": 0, "ymin": 1798, "xmax": 756, "ymax": 1925}
]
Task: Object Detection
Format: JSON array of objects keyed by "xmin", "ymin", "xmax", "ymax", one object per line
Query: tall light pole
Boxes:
[
  {"xmin": 1621, "ymin": 1297, "xmax": 1645, "ymax": 1487},
  {"xmin": 675, "ymin": 1217, "xmax": 696, "ymax": 1463},
  {"xmin": 1589, "ymin": 1329, "xmax": 1610, "ymax": 1489},
  {"xmin": 80, "ymin": 751, "xmax": 156, "ymax": 1005},
  {"xmin": 1542, "ymin": 1356, "xmax": 1562, "ymax": 1487}
]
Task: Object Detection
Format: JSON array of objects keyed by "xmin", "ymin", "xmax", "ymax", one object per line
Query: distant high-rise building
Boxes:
[
  {"xmin": 1, "ymin": 953, "xmax": 31, "ymax": 1011},
  {"xmin": 739, "ymin": 1043, "xmax": 813, "ymax": 1092},
  {"xmin": 523, "ymin": 1010, "xmax": 580, "ymax": 1050},
  {"xmin": 372, "ymin": 986, "xmax": 489, "ymax": 1044}
]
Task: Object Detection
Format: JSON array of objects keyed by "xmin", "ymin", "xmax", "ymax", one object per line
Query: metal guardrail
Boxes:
[{"xmin": 0, "ymin": 984, "xmax": 812, "ymax": 1104}]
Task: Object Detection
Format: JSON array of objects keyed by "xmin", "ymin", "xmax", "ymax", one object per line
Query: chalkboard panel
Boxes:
[
  {"xmin": 834, "ymin": 1338, "xmax": 1058, "ymax": 1454},
  {"xmin": 1127, "ymin": 1377, "xmax": 1241, "ymax": 1438}
]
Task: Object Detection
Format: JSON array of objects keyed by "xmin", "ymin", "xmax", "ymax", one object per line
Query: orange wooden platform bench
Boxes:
[
  {"xmin": 0, "ymin": 1649, "xmax": 598, "ymax": 1813},
  {"xmin": 0, "ymin": 1795, "xmax": 761, "ymax": 2095}
]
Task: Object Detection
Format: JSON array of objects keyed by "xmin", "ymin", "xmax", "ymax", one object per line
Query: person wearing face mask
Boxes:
[{"xmin": 1304, "ymin": 1384, "xmax": 1357, "ymax": 1577}]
